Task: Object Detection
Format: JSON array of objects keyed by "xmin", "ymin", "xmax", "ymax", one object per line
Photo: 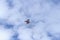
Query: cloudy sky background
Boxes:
[{"xmin": 0, "ymin": 0, "xmax": 60, "ymax": 40}]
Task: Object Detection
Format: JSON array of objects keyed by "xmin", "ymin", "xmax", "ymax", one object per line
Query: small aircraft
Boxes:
[{"xmin": 25, "ymin": 19, "xmax": 30, "ymax": 24}]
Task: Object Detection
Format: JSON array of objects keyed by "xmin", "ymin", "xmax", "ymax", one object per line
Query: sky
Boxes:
[{"xmin": 0, "ymin": 0, "xmax": 60, "ymax": 40}]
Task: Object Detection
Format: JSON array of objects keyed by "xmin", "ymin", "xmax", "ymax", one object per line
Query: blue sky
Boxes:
[{"xmin": 0, "ymin": 0, "xmax": 60, "ymax": 40}]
